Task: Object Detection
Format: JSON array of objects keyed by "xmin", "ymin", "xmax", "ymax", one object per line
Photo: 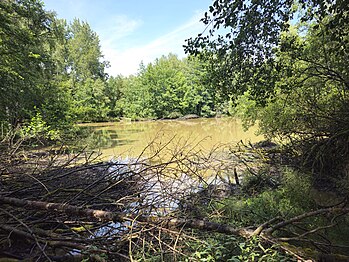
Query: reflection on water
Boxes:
[{"xmin": 78, "ymin": 118, "xmax": 263, "ymax": 158}]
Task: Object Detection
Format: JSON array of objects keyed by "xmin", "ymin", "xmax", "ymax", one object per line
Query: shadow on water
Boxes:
[{"xmin": 78, "ymin": 127, "xmax": 140, "ymax": 150}]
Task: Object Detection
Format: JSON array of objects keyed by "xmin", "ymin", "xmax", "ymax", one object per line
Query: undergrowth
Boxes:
[{"xmin": 174, "ymin": 168, "xmax": 348, "ymax": 261}]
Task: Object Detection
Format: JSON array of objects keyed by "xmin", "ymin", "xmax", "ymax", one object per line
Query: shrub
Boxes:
[{"xmin": 20, "ymin": 112, "xmax": 60, "ymax": 143}]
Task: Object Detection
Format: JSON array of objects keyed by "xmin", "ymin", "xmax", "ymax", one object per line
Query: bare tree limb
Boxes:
[{"xmin": 265, "ymin": 208, "xmax": 349, "ymax": 235}]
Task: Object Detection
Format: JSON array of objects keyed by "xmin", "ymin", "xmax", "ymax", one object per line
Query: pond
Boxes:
[
  {"xmin": 78, "ymin": 117, "xmax": 263, "ymax": 159},
  {"xmin": 59, "ymin": 118, "xmax": 264, "ymax": 251}
]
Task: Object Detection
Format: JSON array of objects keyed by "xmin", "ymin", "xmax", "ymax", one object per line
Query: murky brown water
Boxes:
[{"xmin": 79, "ymin": 118, "xmax": 263, "ymax": 159}]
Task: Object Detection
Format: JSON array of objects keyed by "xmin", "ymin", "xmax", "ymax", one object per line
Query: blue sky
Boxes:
[{"xmin": 42, "ymin": 0, "xmax": 213, "ymax": 76}]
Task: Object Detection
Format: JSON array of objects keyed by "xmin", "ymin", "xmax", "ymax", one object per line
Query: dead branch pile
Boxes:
[
  {"xmin": 0, "ymin": 140, "xmax": 348, "ymax": 261},
  {"xmin": 0, "ymin": 139, "xmax": 244, "ymax": 261}
]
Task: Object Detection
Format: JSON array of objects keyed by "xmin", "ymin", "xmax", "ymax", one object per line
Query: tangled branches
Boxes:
[
  {"xmin": 0, "ymin": 138, "xmax": 240, "ymax": 261},
  {"xmin": 0, "ymin": 139, "xmax": 348, "ymax": 261}
]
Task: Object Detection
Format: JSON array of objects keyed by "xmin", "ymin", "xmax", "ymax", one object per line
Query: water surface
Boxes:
[{"xmin": 79, "ymin": 118, "xmax": 263, "ymax": 159}]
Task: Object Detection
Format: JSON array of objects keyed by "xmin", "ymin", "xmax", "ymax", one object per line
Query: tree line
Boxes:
[{"xmin": 0, "ymin": 0, "xmax": 228, "ymax": 142}]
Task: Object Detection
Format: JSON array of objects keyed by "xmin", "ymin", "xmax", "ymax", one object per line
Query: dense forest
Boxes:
[
  {"xmin": 1, "ymin": 0, "xmax": 349, "ymax": 261},
  {"xmin": 0, "ymin": 0, "xmax": 223, "ymax": 141}
]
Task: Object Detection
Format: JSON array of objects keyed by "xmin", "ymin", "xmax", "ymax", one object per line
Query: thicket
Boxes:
[{"xmin": 185, "ymin": 0, "xmax": 349, "ymax": 180}]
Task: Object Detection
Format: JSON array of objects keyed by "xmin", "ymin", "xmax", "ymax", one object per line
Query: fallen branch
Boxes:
[
  {"xmin": 3, "ymin": 195, "xmax": 348, "ymax": 242},
  {"xmin": 3, "ymin": 195, "xmax": 349, "ymax": 262},
  {"xmin": 264, "ymin": 207, "xmax": 349, "ymax": 235},
  {"xmin": 0, "ymin": 196, "xmax": 252, "ymax": 237}
]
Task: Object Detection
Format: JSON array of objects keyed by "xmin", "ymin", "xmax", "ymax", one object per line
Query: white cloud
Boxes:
[
  {"xmin": 98, "ymin": 15, "xmax": 143, "ymax": 48},
  {"xmin": 101, "ymin": 12, "xmax": 206, "ymax": 77}
]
